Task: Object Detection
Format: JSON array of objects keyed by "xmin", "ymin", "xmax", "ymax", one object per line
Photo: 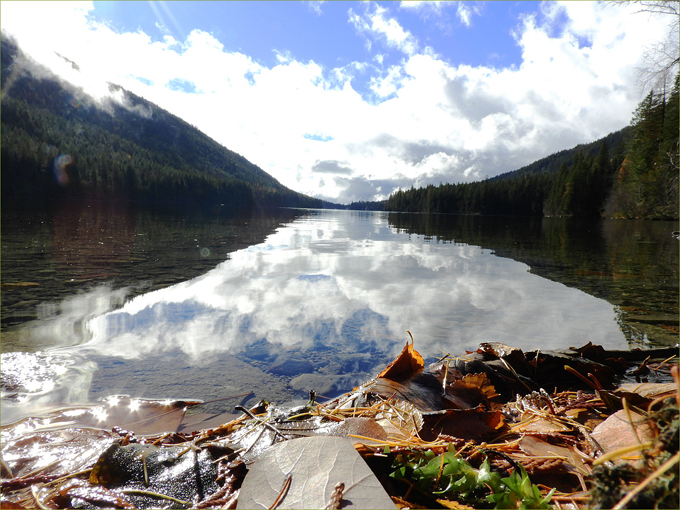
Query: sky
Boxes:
[{"xmin": 1, "ymin": 1, "xmax": 677, "ymax": 204}]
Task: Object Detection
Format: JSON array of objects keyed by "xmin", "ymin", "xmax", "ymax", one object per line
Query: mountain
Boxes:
[
  {"xmin": 1, "ymin": 35, "xmax": 331, "ymax": 211},
  {"xmin": 385, "ymin": 128, "xmax": 632, "ymax": 216},
  {"xmin": 490, "ymin": 127, "xmax": 631, "ymax": 181}
]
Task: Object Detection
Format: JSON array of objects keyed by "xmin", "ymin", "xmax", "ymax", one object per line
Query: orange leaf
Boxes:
[{"xmin": 377, "ymin": 337, "xmax": 424, "ymax": 382}]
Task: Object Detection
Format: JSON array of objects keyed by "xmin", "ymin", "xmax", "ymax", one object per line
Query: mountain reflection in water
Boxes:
[{"xmin": 1, "ymin": 209, "xmax": 670, "ymax": 424}]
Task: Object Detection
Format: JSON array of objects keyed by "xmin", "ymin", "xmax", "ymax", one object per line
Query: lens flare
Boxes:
[{"xmin": 53, "ymin": 154, "xmax": 73, "ymax": 186}]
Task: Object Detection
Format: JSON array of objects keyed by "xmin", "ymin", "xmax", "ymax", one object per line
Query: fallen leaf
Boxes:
[
  {"xmin": 236, "ymin": 436, "xmax": 396, "ymax": 509},
  {"xmin": 420, "ymin": 406, "xmax": 505, "ymax": 442},
  {"xmin": 378, "ymin": 340, "xmax": 424, "ymax": 382},
  {"xmin": 590, "ymin": 409, "xmax": 656, "ymax": 466},
  {"xmin": 87, "ymin": 442, "xmax": 220, "ymax": 508},
  {"xmin": 436, "ymin": 498, "xmax": 476, "ymax": 509},
  {"xmin": 518, "ymin": 435, "xmax": 590, "ymax": 476},
  {"xmin": 514, "ymin": 415, "xmax": 572, "ymax": 433},
  {"xmin": 0, "ymin": 427, "xmax": 114, "ymax": 480},
  {"xmin": 446, "ymin": 373, "xmax": 499, "ymax": 409},
  {"xmin": 391, "ymin": 495, "xmax": 431, "ymax": 509},
  {"xmin": 324, "ymin": 417, "xmax": 388, "ymax": 446},
  {"xmin": 3, "ymin": 396, "xmax": 200, "ymax": 436},
  {"xmin": 365, "ymin": 376, "xmax": 446, "ymax": 413},
  {"xmin": 616, "ymin": 382, "xmax": 678, "ymax": 400}
]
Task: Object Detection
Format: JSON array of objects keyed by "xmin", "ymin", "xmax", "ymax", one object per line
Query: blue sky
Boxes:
[
  {"xmin": 88, "ymin": 1, "xmax": 542, "ymax": 100},
  {"xmin": 92, "ymin": 2, "xmax": 532, "ymax": 69},
  {"xmin": 1, "ymin": 1, "xmax": 677, "ymax": 203}
]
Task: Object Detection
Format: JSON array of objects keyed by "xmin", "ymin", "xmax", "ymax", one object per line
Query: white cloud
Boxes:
[
  {"xmin": 349, "ymin": 3, "xmax": 419, "ymax": 56},
  {"xmin": 0, "ymin": 0, "xmax": 675, "ymax": 204},
  {"xmin": 399, "ymin": 1, "xmax": 445, "ymax": 15},
  {"xmin": 307, "ymin": 1, "xmax": 325, "ymax": 16},
  {"xmin": 399, "ymin": 1, "xmax": 479, "ymax": 32},
  {"xmin": 455, "ymin": 2, "xmax": 481, "ymax": 27}
]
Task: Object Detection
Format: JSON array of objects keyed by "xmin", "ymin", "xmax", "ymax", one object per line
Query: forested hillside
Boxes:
[
  {"xmin": 386, "ymin": 76, "xmax": 678, "ymax": 219},
  {"xmin": 0, "ymin": 36, "xmax": 324, "ymax": 211}
]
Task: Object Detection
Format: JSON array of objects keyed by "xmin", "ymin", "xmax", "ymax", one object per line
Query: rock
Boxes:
[{"xmin": 267, "ymin": 357, "xmax": 314, "ymax": 376}]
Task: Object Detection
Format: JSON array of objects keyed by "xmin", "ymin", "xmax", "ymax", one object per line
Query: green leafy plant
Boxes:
[
  {"xmin": 388, "ymin": 444, "xmax": 554, "ymax": 509},
  {"xmin": 486, "ymin": 464, "xmax": 554, "ymax": 509}
]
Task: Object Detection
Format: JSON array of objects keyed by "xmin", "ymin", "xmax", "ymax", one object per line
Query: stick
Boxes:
[
  {"xmin": 235, "ymin": 405, "xmax": 288, "ymax": 440},
  {"xmin": 121, "ymin": 489, "xmax": 192, "ymax": 506},
  {"xmin": 268, "ymin": 473, "xmax": 292, "ymax": 510}
]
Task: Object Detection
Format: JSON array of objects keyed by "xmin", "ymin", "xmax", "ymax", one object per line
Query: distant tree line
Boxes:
[
  {"xmin": 385, "ymin": 75, "xmax": 678, "ymax": 219},
  {"xmin": 347, "ymin": 200, "xmax": 387, "ymax": 211}
]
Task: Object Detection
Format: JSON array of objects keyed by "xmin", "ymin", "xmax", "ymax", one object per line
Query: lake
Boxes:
[{"xmin": 1, "ymin": 202, "xmax": 678, "ymax": 424}]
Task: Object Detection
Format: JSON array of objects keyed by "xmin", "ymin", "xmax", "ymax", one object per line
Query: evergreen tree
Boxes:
[{"xmin": 605, "ymin": 74, "xmax": 679, "ymax": 219}]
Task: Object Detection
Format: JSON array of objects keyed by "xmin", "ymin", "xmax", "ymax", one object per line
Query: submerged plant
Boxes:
[{"xmin": 389, "ymin": 444, "xmax": 554, "ymax": 509}]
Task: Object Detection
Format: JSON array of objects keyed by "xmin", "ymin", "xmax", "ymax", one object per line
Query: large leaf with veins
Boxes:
[{"xmin": 237, "ymin": 435, "xmax": 396, "ymax": 509}]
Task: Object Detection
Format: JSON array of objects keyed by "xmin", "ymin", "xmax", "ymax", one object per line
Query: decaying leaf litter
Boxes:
[{"xmin": 1, "ymin": 333, "xmax": 678, "ymax": 509}]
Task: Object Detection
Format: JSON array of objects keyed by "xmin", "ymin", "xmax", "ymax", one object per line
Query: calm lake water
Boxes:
[{"xmin": 2, "ymin": 202, "xmax": 678, "ymax": 424}]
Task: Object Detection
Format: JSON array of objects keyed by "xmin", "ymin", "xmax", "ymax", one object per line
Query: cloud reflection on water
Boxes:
[{"xmin": 82, "ymin": 211, "xmax": 626, "ymax": 363}]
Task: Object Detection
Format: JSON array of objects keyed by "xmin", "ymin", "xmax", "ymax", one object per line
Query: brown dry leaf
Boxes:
[
  {"xmin": 367, "ymin": 377, "xmax": 445, "ymax": 413},
  {"xmin": 564, "ymin": 408, "xmax": 605, "ymax": 430},
  {"xmin": 325, "ymin": 417, "xmax": 389, "ymax": 447},
  {"xmin": 446, "ymin": 373, "xmax": 499, "ymax": 409},
  {"xmin": 514, "ymin": 415, "xmax": 572, "ymax": 433},
  {"xmin": 391, "ymin": 496, "xmax": 430, "ymax": 509},
  {"xmin": 436, "ymin": 498, "xmax": 476, "ymax": 509},
  {"xmin": 518, "ymin": 435, "xmax": 590, "ymax": 476},
  {"xmin": 616, "ymin": 382, "xmax": 678, "ymax": 400},
  {"xmin": 366, "ymin": 367, "xmax": 498, "ymax": 414},
  {"xmin": 420, "ymin": 406, "xmax": 505, "ymax": 442},
  {"xmin": 590, "ymin": 409, "xmax": 656, "ymax": 466},
  {"xmin": 377, "ymin": 340, "xmax": 424, "ymax": 382}
]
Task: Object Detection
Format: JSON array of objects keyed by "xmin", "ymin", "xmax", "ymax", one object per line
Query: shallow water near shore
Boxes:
[{"xmin": 2, "ymin": 203, "xmax": 678, "ymax": 424}]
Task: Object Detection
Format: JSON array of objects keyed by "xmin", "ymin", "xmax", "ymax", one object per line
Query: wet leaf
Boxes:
[
  {"xmin": 55, "ymin": 479, "xmax": 136, "ymax": 509},
  {"xmin": 1, "ymin": 426, "xmax": 114, "ymax": 480},
  {"xmin": 88, "ymin": 442, "xmax": 220, "ymax": 508},
  {"xmin": 2, "ymin": 396, "xmax": 200, "ymax": 436},
  {"xmin": 236, "ymin": 436, "xmax": 396, "ymax": 509}
]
